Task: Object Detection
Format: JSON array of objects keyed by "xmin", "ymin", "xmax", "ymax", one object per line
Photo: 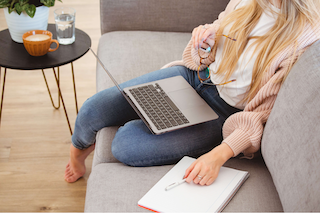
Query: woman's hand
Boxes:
[
  {"xmin": 192, "ymin": 24, "xmax": 217, "ymax": 50},
  {"xmin": 184, "ymin": 143, "xmax": 234, "ymax": 186}
]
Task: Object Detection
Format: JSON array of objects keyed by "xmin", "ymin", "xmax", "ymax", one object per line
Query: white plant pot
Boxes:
[{"xmin": 4, "ymin": 6, "xmax": 49, "ymax": 43}]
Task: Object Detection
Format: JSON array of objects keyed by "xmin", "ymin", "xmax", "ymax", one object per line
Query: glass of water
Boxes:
[{"xmin": 54, "ymin": 7, "xmax": 76, "ymax": 45}]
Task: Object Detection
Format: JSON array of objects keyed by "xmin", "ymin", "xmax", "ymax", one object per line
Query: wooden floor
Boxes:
[{"xmin": 0, "ymin": 1, "xmax": 100, "ymax": 211}]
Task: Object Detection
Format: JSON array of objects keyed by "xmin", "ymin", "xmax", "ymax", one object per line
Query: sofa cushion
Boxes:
[
  {"xmin": 85, "ymin": 157, "xmax": 282, "ymax": 212},
  {"xmin": 223, "ymin": 156, "xmax": 282, "ymax": 212},
  {"xmin": 261, "ymin": 41, "xmax": 320, "ymax": 211},
  {"xmin": 96, "ymin": 31, "xmax": 191, "ymax": 92},
  {"xmin": 100, "ymin": 0, "xmax": 229, "ymax": 34},
  {"xmin": 92, "ymin": 127, "xmax": 120, "ymax": 167}
]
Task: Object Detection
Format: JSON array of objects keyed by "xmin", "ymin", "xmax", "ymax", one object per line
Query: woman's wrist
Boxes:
[{"xmin": 209, "ymin": 143, "xmax": 234, "ymax": 165}]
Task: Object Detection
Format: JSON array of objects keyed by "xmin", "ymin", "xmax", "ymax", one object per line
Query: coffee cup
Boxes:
[{"xmin": 22, "ymin": 30, "xmax": 59, "ymax": 56}]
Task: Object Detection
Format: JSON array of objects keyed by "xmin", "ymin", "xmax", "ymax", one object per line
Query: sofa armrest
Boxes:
[{"xmin": 100, "ymin": 0, "xmax": 228, "ymax": 34}]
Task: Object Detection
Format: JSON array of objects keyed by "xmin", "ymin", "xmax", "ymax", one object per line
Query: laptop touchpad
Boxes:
[{"xmin": 168, "ymin": 88, "xmax": 206, "ymax": 110}]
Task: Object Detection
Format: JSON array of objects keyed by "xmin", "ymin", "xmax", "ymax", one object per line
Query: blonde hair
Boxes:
[{"xmin": 214, "ymin": 0, "xmax": 320, "ymax": 103}]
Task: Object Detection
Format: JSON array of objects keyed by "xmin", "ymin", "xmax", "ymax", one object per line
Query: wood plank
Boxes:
[
  {"xmin": 0, "ymin": 138, "xmax": 12, "ymax": 160},
  {"xmin": 0, "ymin": 157, "xmax": 93, "ymax": 212}
]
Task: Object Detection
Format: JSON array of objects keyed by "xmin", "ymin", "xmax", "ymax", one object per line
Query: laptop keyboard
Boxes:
[{"xmin": 129, "ymin": 83, "xmax": 189, "ymax": 130}]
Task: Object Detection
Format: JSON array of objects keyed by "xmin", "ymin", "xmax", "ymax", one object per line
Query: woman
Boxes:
[{"xmin": 65, "ymin": 0, "xmax": 320, "ymax": 185}]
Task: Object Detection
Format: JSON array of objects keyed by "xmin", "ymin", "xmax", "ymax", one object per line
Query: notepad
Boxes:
[{"xmin": 138, "ymin": 156, "xmax": 249, "ymax": 212}]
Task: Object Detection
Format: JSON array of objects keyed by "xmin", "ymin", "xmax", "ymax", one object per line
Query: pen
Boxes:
[{"xmin": 165, "ymin": 178, "xmax": 187, "ymax": 191}]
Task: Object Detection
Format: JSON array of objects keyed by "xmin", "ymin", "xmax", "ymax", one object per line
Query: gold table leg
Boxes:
[
  {"xmin": 51, "ymin": 67, "xmax": 73, "ymax": 135},
  {"xmin": 0, "ymin": 67, "xmax": 7, "ymax": 126},
  {"xmin": 42, "ymin": 68, "xmax": 61, "ymax": 109},
  {"xmin": 42, "ymin": 63, "xmax": 79, "ymax": 135},
  {"xmin": 71, "ymin": 62, "xmax": 78, "ymax": 114}
]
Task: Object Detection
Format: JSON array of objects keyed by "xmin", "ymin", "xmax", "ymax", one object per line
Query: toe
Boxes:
[
  {"xmin": 65, "ymin": 173, "xmax": 82, "ymax": 183},
  {"xmin": 65, "ymin": 170, "xmax": 73, "ymax": 178},
  {"xmin": 66, "ymin": 161, "xmax": 71, "ymax": 169}
]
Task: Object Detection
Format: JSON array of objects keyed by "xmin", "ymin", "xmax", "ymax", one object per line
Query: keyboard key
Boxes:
[{"xmin": 129, "ymin": 84, "xmax": 189, "ymax": 130}]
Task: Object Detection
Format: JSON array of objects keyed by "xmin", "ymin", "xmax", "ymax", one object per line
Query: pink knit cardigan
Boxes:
[{"xmin": 162, "ymin": 0, "xmax": 320, "ymax": 157}]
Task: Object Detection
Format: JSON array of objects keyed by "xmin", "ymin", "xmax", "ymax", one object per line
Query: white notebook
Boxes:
[{"xmin": 138, "ymin": 156, "xmax": 249, "ymax": 213}]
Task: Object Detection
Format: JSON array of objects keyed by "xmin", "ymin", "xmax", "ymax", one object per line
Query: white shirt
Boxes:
[{"xmin": 209, "ymin": 0, "xmax": 279, "ymax": 109}]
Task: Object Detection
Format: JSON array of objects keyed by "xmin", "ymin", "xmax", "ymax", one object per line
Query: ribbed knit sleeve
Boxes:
[
  {"xmin": 223, "ymin": 110, "xmax": 272, "ymax": 157},
  {"xmin": 181, "ymin": 39, "xmax": 216, "ymax": 71},
  {"xmin": 222, "ymin": 70, "xmax": 283, "ymax": 156}
]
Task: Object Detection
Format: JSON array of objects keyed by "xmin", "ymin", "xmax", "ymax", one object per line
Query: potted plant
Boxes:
[{"xmin": 0, "ymin": 0, "xmax": 62, "ymax": 43}]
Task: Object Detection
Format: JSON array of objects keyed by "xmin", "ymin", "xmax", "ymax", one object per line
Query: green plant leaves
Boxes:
[
  {"xmin": 13, "ymin": 2, "xmax": 22, "ymax": 14},
  {"xmin": 40, "ymin": 0, "xmax": 53, "ymax": 7},
  {"xmin": 25, "ymin": 4, "xmax": 36, "ymax": 17},
  {"xmin": 14, "ymin": 2, "xmax": 26, "ymax": 14},
  {"xmin": 19, "ymin": 0, "xmax": 28, "ymax": 4},
  {"xmin": 40, "ymin": 0, "xmax": 61, "ymax": 7},
  {"xmin": 1, "ymin": 0, "xmax": 62, "ymax": 18},
  {"xmin": 12, "ymin": 0, "xmax": 36, "ymax": 16},
  {"xmin": 0, "ymin": 0, "xmax": 12, "ymax": 8}
]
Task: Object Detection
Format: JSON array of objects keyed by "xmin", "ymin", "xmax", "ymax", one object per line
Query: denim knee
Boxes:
[
  {"xmin": 111, "ymin": 120, "xmax": 144, "ymax": 166},
  {"xmin": 111, "ymin": 119, "xmax": 168, "ymax": 167},
  {"xmin": 75, "ymin": 97, "xmax": 105, "ymax": 130},
  {"xmin": 72, "ymin": 97, "xmax": 104, "ymax": 149}
]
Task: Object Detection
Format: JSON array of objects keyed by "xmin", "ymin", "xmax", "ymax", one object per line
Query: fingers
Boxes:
[
  {"xmin": 185, "ymin": 163, "xmax": 211, "ymax": 186},
  {"xmin": 192, "ymin": 25, "xmax": 206, "ymax": 50},
  {"xmin": 205, "ymin": 177, "xmax": 215, "ymax": 186},
  {"xmin": 184, "ymin": 167, "xmax": 191, "ymax": 180},
  {"xmin": 199, "ymin": 173, "xmax": 218, "ymax": 186},
  {"xmin": 191, "ymin": 26, "xmax": 199, "ymax": 49},
  {"xmin": 185, "ymin": 161, "xmax": 198, "ymax": 182},
  {"xmin": 194, "ymin": 174, "xmax": 206, "ymax": 185},
  {"xmin": 192, "ymin": 24, "xmax": 215, "ymax": 50},
  {"xmin": 184, "ymin": 159, "xmax": 220, "ymax": 186}
]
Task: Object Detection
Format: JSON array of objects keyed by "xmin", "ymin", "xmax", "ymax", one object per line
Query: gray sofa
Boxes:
[{"xmin": 84, "ymin": 0, "xmax": 320, "ymax": 212}]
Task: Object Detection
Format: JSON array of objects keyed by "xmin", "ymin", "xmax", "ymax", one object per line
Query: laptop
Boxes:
[{"xmin": 90, "ymin": 48, "xmax": 218, "ymax": 135}]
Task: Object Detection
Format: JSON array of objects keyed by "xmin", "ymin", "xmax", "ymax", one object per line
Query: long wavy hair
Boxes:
[{"xmin": 214, "ymin": 0, "xmax": 320, "ymax": 103}]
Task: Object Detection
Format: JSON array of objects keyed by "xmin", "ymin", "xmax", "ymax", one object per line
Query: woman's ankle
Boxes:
[{"xmin": 69, "ymin": 144, "xmax": 95, "ymax": 162}]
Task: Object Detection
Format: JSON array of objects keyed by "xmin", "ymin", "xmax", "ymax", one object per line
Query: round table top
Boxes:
[{"xmin": 0, "ymin": 24, "xmax": 91, "ymax": 70}]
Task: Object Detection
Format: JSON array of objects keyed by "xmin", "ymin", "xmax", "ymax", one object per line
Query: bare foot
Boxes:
[{"xmin": 64, "ymin": 144, "xmax": 95, "ymax": 183}]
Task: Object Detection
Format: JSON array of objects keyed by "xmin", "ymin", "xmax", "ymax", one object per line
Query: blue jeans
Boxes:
[{"xmin": 72, "ymin": 66, "xmax": 241, "ymax": 166}]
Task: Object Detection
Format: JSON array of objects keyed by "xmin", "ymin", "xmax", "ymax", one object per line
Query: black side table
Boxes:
[{"xmin": 0, "ymin": 24, "xmax": 91, "ymax": 135}]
